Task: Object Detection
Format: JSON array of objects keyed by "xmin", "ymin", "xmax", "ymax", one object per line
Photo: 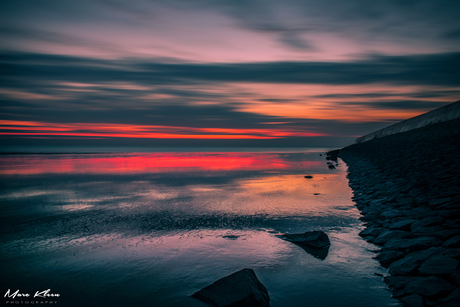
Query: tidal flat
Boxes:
[{"xmin": 0, "ymin": 149, "xmax": 398, "ymax": 306}]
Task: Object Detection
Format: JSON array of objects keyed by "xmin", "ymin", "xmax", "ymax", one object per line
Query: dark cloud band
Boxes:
[{"xmin": 1, "ymin": 52, "xmax": 459, "ymax": 86}]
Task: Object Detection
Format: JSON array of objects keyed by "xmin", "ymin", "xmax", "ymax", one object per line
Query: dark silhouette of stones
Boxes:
[
  {"xmin": 281, "ymin": 231, "xmax": 331, "ymax": 249},
  {"xmin": 359, "ymin": 227, "xmax": 386, "ymax": 237},
  {"xmin": 384, "ymin": 276, "xmax": 410, "ymax": 290},
  {"xmin": 431, "ymin": 247, "xmax": 460, "ymax": 259},
  {"xmin": 304, "ymin": 175, "xmax": 313, "ymax": 179},
  {"xmin": 401, "ymin": 276, "xmax": 454, "ymax": 299},
  {"xmin": 443, "ymin": 234, "xmax": 460, "ymax": 248},
  {"xmin": 399, "ymin": 294, "xmax": 424, "ymax": 307},
  {"xmin": 389, "ymin": 249, "xmax": 437, "ymax": 276},
  {"xmin": 373, "ymin": 230, "xmax": 411, "ymax": 246},
  {"xmin": 435, "ymin": 229, "xmax": 460, "ymax": 241},
  {"xmin": 412, "ymin": 226, "xmax": 444, "ymax": 237},
  {"xmin": 384, "ymin": 237, "xmax": 442, "ymax": 252},
  {"xmin": 191, "ymin": 268, "xmax": 270, "ymax": 307},
  {"xmin": 380, "ymin": 209, "xmax": 403, "ymax": 219},
  {"xmin": 443, "ymin": 220, "xmax": 460, "ymax": 229},
  {"xmin": 452, "ymin": 268, "xmax": 460, "ymax": 286},
  {"xmin": 410, "ymin": 216, "xmax": 445, "ymax": 231},
  {"xmin": 389, "ymin": 219, "xmax": 416, "ymax": 231},
  {"xmin": 428, "ymin": 197, "xmax": 453, "ymax": 208},
  {"xmin": 336, "ymin": 114, "xmax": 460, "ymax": 306},
  {"xmin": 325, "ymin": 149, "xmax": 340, "ymax": 162},
  {"xmin": 436, "ymin": 287, "xmax": 460, "ymax": 307},
  {"xmin": 374, "ymin": 249, "xmax": 405, "ymax": 267},
  {"xmin": 418, "ymin": 257, "xmax": 459, "ymax": 276},
  {"xmin": 360, "ymin": 210, "xmax": 382, "ymax": 221}
]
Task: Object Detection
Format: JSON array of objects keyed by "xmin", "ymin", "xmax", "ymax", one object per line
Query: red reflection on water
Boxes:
[{"xmin": 0, "ymin": 153, "xmax": 321, "ymax": 175}]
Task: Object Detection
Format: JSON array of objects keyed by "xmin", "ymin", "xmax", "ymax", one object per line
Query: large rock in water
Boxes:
[
  {"xmin": 281, "ymin": 231, "xmax": 331, "ymax": 249},
  {"xmin": 191, "ymin": 268, "xmax": 270, "ymax": 307}
]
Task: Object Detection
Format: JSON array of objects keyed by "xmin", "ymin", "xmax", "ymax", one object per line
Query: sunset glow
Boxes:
[
  {"xmin": 0, "ymin": 121, "xmax": 327, "ymax": 140},
  {"xmin": 1, "ymin": 1, "xmax": 459, "ymax": 147}
]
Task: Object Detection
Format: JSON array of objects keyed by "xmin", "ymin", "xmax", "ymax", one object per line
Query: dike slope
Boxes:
[
  {"xmin": 338, "ymin": 118, "xmax": 460, "ymax": 307},
  {"xmin": 355, "ymin": 100, "xmax": 460, "ymax": 144}
]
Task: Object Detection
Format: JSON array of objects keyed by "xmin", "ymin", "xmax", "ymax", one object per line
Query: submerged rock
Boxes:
[
  {"xmin": 191, "ymin": 268, "xmax": 270, "ymax": 307},
  {"xmin": 281, "ymin": 231, "xmax": 331, "ymax": 249}
]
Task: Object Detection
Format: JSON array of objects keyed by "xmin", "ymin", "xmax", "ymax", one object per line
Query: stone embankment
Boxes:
[
  {"xmin": 337, "ymin": 117, "xmax": 460, "ymax": 307},
  {"xmin": 355, "ymin": 101, "xmax": 460, "ymax": 144}
]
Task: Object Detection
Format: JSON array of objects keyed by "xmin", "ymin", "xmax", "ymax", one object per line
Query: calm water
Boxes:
[{"xmin": 0, "ymin": 148, "xmax": 398, "ymax": 307}]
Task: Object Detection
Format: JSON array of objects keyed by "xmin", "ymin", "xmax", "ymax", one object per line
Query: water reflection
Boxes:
[
  {"xmin": 295, "ymin": 244, "xmax": 330, "ymax": 260},
  {"xmin": 0, "ymin": 150, "xmax": 397, "ymax": 307},
  {"xmin": 0, "ymin": 152, "xmax": 323, "ymax": 175}
]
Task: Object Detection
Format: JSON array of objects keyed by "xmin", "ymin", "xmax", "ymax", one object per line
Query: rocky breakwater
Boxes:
[{"xmin": 337, "ymin": 117, "xmax": 460, "ymax": 307}]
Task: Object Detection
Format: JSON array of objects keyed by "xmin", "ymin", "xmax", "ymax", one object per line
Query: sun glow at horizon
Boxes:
[{"xmin": 0, "ymin": 120, "xmax": 328, "ymax": 140}]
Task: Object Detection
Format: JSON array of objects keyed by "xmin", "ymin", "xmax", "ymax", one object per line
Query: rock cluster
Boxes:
[{"xmin": 337, "ymin": 118, "xmax": 460, "ymax": 307}]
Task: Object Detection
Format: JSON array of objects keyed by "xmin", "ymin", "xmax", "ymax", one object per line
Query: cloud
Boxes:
[
  {"xmin": 2, "ymin": 52, "xmax": 460, "ymax": 86},
  {"xmin": 2, "ymin": 0, "xmax": 460, "ymax": 61}
]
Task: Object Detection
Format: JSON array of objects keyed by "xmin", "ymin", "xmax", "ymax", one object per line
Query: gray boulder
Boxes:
[
  {"xmin": 191, "ymin": 268, "xmax": 270, "ymax": 307},
  {"xmin": 281, "ymin": 231, "xmax": 331, "ymax": 249}
]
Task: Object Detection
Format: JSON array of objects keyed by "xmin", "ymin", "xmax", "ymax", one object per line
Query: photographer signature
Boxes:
[{"xmin": 4, "ymin": 289, "xmax": 60, "ymax": 299}]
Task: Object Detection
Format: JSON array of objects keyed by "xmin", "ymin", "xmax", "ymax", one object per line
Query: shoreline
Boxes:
[{"xmin": 335, "ymin": 118, "xmax": 460, "ymax": 307}]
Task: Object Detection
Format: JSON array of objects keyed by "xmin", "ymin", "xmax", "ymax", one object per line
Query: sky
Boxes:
[{"xmin": 1, "ymin": 0, "xmax": 459, "ymax": 147}]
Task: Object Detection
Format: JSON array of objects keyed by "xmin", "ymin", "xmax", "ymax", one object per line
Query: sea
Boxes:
[{"xmin": 0, "ymin": 147, "xmax": 399, "ymax": 307}]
